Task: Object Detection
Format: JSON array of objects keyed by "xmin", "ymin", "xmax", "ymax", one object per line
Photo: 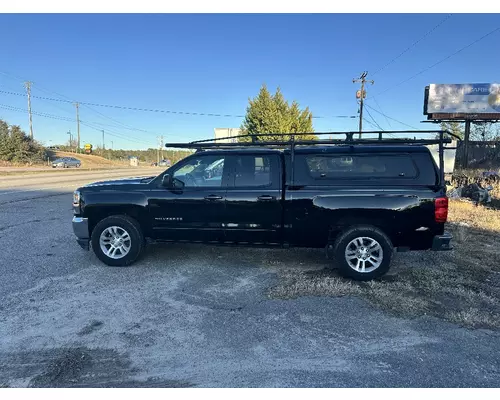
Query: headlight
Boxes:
[{"xmin": 73, "ymin": 190, "xmax": 81, "ymax": 207}]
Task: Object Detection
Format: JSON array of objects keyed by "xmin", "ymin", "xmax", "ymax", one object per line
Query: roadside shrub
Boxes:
[{"xmin": 0, "ymin": 119, "xmax": 47, "ymax": 164}]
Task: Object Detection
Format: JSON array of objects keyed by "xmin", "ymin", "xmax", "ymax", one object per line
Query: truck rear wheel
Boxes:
[
  {"xmin": 332, "ymin": 225, "xmax": 393, "ymax": 281},
  {"xmin": 91, "ymin": 215, "xmax": 144, "ymax": 266}
]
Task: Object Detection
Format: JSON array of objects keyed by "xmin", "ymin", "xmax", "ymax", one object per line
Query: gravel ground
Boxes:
[{"xmin": 1, "ymin": 172, "xmax": 499, "ymax": 387}]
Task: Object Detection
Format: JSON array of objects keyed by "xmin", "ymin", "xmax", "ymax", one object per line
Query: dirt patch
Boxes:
[
  {"xmin": 28, "ymin": 348, "xmax": 93, "ymax": 387},
  {"xmin": 268, "ymin": 201, "xmax": 500, "ymax": 330},
  {"xmin": 2, "ymin": 347, "xmax": 194, "ymax": 388}
]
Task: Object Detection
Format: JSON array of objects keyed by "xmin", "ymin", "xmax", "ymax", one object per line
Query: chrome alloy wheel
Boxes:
[
  {"xmin": 99, "ymin": 226, "xmax": 132, "ymax": 259},
  {"xmin": 344, "ymin": 236, "xmax": 383, "ymax": 273}
]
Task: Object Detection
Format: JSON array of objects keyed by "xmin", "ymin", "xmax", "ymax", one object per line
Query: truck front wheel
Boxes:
[
  {"xmin": 91, "ymin": 215, "xmax": 144, "ymax": 266},
  {"xmin": 332, "ymin": 225, "xmax": 393, "ymax": 281}
]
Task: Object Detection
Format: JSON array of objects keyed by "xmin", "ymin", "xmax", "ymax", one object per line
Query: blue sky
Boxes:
[{"xmin": 0, "ymin": 13, "xmax": 499, "ymax": 150}]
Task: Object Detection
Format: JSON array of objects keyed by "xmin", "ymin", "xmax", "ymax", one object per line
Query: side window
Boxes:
[
  {"xmin": 293, "ymin": 154, "xmax": 418, "ymax": 185},
  {"xmin": 233, "ymin": 155, "xmax": 273, "ymax": 188},
  {"xmin": 172, "ymin": 155, "xmax": 225, "ymax": 188}
]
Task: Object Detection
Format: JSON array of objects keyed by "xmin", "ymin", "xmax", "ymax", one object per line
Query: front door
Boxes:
[
  {"xmin": 149, "ymin": 153, "xmax": 229, "ymax": 242},
  {"xmin": 223, "ymin": 154, "xmax": 283, "ymax": 245}
]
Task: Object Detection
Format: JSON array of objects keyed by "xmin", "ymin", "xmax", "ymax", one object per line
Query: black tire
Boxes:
[
  {"xmin": 332, "ymin": 225, "xmax": 393, "ymax": 281},
  {"xmin": 91, "ymin": 215, "xmax": 144, "ymax": 267}
]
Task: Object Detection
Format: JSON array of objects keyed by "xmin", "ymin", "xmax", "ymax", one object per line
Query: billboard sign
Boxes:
[{"xmin": 426, "ymin": 84, "xmax": 500, "ymax": 117}]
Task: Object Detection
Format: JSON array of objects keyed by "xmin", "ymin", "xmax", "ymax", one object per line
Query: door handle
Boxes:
[
  {"xmin": 204, "ymin": 194, "xmax": 223, "ymax": 201},
  {"xmin": 257, "ymin": 195, "xmax": 276, "ymax": 201}
]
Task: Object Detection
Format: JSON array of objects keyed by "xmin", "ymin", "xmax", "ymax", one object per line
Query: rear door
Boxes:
[{"xmin": 223, "ymin": 153, "xmax": 283, "ymax": 244}]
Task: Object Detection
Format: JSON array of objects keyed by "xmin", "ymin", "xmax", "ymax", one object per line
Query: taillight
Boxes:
[{"xmin": 435, "ymin": 197, "xmax": 448, "ymax": 223}]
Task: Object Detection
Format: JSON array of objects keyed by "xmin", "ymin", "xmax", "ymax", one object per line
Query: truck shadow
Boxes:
[{"xmin": 142, "ymin": 242, "xmax": 332, "ymax": 271}]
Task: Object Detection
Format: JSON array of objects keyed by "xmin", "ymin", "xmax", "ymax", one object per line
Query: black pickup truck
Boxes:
[{"xmin": 72, "ymin": 131, "xmax": 455, "ymax": 281}]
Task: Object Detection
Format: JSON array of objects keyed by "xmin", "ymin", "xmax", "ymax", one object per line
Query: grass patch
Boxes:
[
  {"xmin": 268, "ymin": 200, "xmax": 500, "ymax": 330},
  {"xmin": 449, "ymin": 199, "xmax": 500, "ymax": 232}
]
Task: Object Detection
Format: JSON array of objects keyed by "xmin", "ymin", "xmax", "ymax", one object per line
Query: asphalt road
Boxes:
[{"xmin": 1, "ymin": 169, "xmax": 499, "ymax": 387}]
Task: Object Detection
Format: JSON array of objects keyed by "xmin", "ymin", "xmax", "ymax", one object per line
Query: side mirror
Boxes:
[
  {"xmin": 162, "ymin": 174, "xmax": 184, "ymax": 190},
  {"xmin": 162, "ymin": 174, "xmax": 172, "ymax": 187}
]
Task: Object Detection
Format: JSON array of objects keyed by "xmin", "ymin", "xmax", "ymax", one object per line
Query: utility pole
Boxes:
[
  {"xmin": 464, "ymin": 120, "xmax": 471, "ymax": 168},
  {"xmin": 353, "ymin": 72, "xmax": 374, "ymax": 138},
  {"xmin": 67, "ymin": 130, "xmax": 73, "ymax": 152},
  {"xmin": 160, "ymin": 135, "xmax": 164, "ymax": 160},
  {"xmin": 102, "ymin": 130, "xmax": 105, "ymax": 150},
  {"xmin": 74, "ymin": 102, "xmax": 80, "ymax": 153},
  {"xmin": 156, "ymin": 136, "xmax": 161, "ymax": 164},
  {"xmin": 24, "ymin": 82, "xmax": 34, "ymax": 139}
]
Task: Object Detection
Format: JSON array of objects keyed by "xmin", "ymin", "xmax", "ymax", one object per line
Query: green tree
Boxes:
[
  {"xmin": 440, "ymin": 121, "xmax": 464, "ymax": 140},
  {"xmin": 0, "ymin": 119, "xmax": 10, "ymax": 160},
  {"xmin": 0, "ymin": 119, "xmax": 46, "ymax": 163},
  {"xmin": 240, "ymin": 85, "xmax": 316, "ymax": 142}
]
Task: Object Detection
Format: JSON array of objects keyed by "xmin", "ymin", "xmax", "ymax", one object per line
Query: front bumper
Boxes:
[
  {"xmin": 431, "ymin": 231, "xmax": 453, "ymax": 251},
  {"xmin": 72, "ymin": 217, "xmax": 90, "ymax": 250}
]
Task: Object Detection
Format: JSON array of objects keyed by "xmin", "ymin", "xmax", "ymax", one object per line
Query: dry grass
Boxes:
[
  {"xmin": 268, "ymin": 200, "xmax": 500, "ymax": 330},
  {"xmin": 448, "ymin": 199, "xmax": 500, "ymax": 232}
]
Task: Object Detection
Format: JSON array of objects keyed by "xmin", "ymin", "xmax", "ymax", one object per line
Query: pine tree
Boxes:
[
  {"xmin": 240, "ymin": 85, "xmax": 316, "ymax": 142},
  {"xmin": 0, "ymin": 119, "xmax": 47, "ymax": 163},
  {"xmin": 0, "ymin": 119, "xmax": 10, "ymax": 160}
]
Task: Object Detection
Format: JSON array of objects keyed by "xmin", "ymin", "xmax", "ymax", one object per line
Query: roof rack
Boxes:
[{"xmin": 165, "ymin": 130, "xmax": 461, "ymax": 185}]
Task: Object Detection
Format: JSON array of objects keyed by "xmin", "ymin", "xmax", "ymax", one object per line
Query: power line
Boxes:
[
  {"xmin": 79, "ymin": 120, "xmax": 147, "ymax": 145},
  {"xmin": 362, "ymin": 118, "xmax": 378, "ymax": 130},
  {"xmin": 371, "ymin": 97, "xmax": 392, "ymax": 128},
  {"xmin": 0, "ymin": 104, "xmax": 149, "ymax": 145},
  {"xmin": 0, "ymin": 103, "xmax": 199, "ymax": 144},
  {"xmin": 364, "ymin": 106, "xmax": 384, "ymax": 131},
  {"xmin": 363, "ymin": 103, "xmax": 420, "ymax": 130},
  {"xmin": 0, "ymin": 70, "xmax": 163, "ymax": 135},
  {"xmin": 11, "ymin": 91, "xmax": 159, "ymax": 134},
  {"xmin": 32, "ymin": 84, "xmax": 160, "ymax": 135},
  {"xmin": 369, "ymin": 26, "xmax": 500, "ymax": 99},
  {"xmin": 0, "ymin": 89, "xmax": 355, "ymax": 120},
  {"xmin": 372, "ymin": 14, "xmax": 453, "ymax": 76}
]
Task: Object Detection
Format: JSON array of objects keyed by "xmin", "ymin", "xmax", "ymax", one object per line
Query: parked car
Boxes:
[
  {"xmin": 71, "ymin": 131, "xmax": 454, "ymax": 281},
  {"xmin": 52, "ymin": 157, "xmax": 81, "ymax": 168},
  {"xmin": 158, "ymin": 159, "xmax": 171, "ymax": 167}
]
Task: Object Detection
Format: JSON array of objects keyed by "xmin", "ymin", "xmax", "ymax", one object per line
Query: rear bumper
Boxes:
[
  {"xmin": 72, "ymin": 217, "xmax": 90, "ymax": 250},
  {"xmin": 431, "ymin": 231, "xmax": 453, "ymax": 251}
]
